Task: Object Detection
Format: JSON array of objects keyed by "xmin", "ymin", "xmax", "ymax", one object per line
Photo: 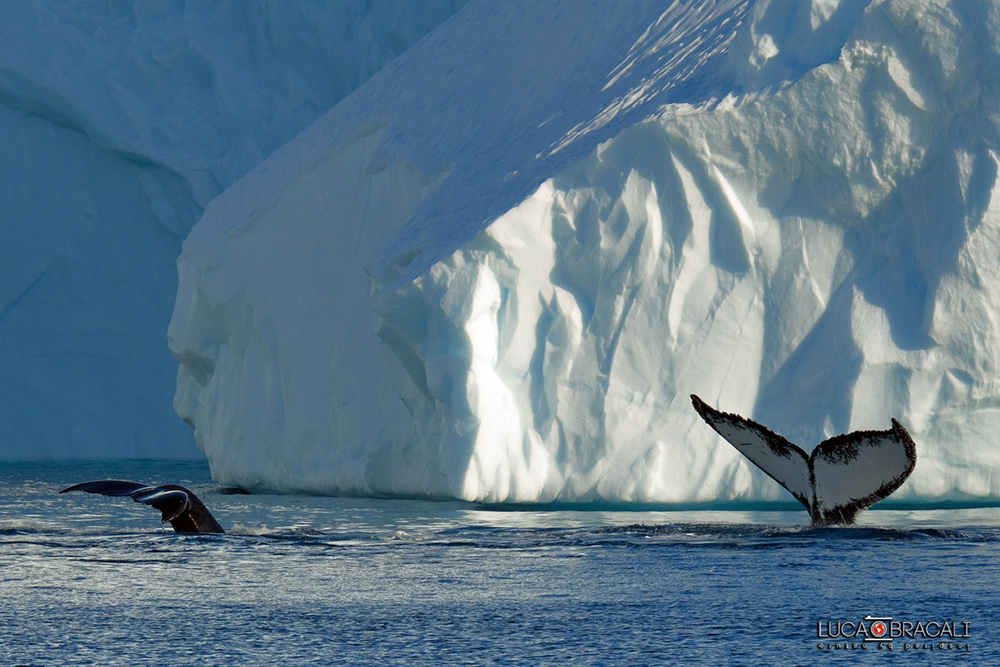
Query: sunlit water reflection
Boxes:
[{"xmin": 2, "ymin": 461, "xmax": 996, "ymax": 665}]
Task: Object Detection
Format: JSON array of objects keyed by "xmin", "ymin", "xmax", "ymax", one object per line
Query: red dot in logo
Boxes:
[{"xmin": 872, "ymin": 622, "xmax": 886, "ymax": 637}]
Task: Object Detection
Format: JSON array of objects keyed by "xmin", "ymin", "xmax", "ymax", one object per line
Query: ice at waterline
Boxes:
[{"xmin": 60, "ymin": 392, "xmax": 917, "ymax": 532}]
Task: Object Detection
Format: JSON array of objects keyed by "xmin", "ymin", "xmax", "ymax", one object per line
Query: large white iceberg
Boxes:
[
  {"xmin": 171, "ymin": 0, "xmax": 1000, "ymax": 503},
  {"xmin": 0, "ymin": 1, "xmax": 464, "ymax": 459}
]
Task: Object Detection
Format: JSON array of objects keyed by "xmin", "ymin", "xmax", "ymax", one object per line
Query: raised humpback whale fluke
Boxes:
[
  {"xmin": 60, "ymin": 480, "xmax": 225, "ymax": 534},
  {"xmin": 690, "ymin": 395, "xmax": 916, "ymax": 526}
]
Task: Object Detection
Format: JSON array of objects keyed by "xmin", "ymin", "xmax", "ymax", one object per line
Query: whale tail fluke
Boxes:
[
  {"xmin": 809, "ymin": 419, "xmax": 917, "ymax": 525},
  {"xmin": 690, "ymin": 395, "xmax": 916, "ymax": 526},
  {"xmin": 60, "ymin": 480, "xmax": 225, "ymax": 534},
  {"xmin": 690, "ymin": 394, "xmax": 813, "ymax": 512}
]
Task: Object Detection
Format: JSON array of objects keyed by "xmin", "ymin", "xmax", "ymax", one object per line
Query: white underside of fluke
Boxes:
[{"xmin": 691, "ymin": 395, "xmax": 917, "ymax": 525}]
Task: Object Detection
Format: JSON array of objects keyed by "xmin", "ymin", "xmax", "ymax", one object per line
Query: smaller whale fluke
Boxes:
[
  {"xmin": 60, "ymin": 480, "xmax": 225, "ymax": 534},
  {"xmin": 690, "ymin": 395, "xmax": 916, "ymax": 526}
]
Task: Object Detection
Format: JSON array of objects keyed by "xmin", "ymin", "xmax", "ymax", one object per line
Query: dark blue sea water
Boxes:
[{"xmin": 1, "ymin": 461, "xmax": 996, "ymax": 666}]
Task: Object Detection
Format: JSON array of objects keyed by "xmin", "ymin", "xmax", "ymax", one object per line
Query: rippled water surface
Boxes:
[{"xmin": 2, "ymin": 461, "xmax": 997, "ymax": 665}]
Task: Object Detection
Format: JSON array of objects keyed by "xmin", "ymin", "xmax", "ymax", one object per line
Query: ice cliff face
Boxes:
[
  {"xmin": 171, "ymin": 0, "xmax": 1000, "ymax": 503},
  {"xmin": 0, "ymin": 1, "xmax": 465, "ymax": 459}
]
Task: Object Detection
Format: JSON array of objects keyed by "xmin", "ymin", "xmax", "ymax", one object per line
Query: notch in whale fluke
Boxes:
[
  {"xmin": 690, "ymin": 395, "xmax": 917, "ymax": 526},
  {"xmin": 60, "ymin": 480, "xmax": 225, "ymax": 534}
]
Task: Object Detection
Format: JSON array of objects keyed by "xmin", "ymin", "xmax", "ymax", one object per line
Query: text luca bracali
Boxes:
[{"xmin": 816, "ymin": 615, "xmax": 971, "ymax": 651}]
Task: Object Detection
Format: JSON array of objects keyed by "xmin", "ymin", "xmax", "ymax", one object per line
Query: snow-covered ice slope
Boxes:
[
  {"xmin": 0, "ymin": 1, "xmax": 465, "ymax": 459},
  {"xmin": 172, "ymin": 0, "xmax": 1000, "ymax": 503}
]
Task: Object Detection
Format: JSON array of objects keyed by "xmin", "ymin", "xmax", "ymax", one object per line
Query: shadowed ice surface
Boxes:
[{"xmin": 2, "ymin": 461, "xmax": 996, "ymax": 665}]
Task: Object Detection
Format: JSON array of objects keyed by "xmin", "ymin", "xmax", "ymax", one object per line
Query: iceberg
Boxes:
[
  {"xmin": 0, "ymin": 1, "xmax": 465, "ymax": 459},
  {"xmin": 171, "ymin": 0, "xmax": 1000, "ymax": 504}
]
